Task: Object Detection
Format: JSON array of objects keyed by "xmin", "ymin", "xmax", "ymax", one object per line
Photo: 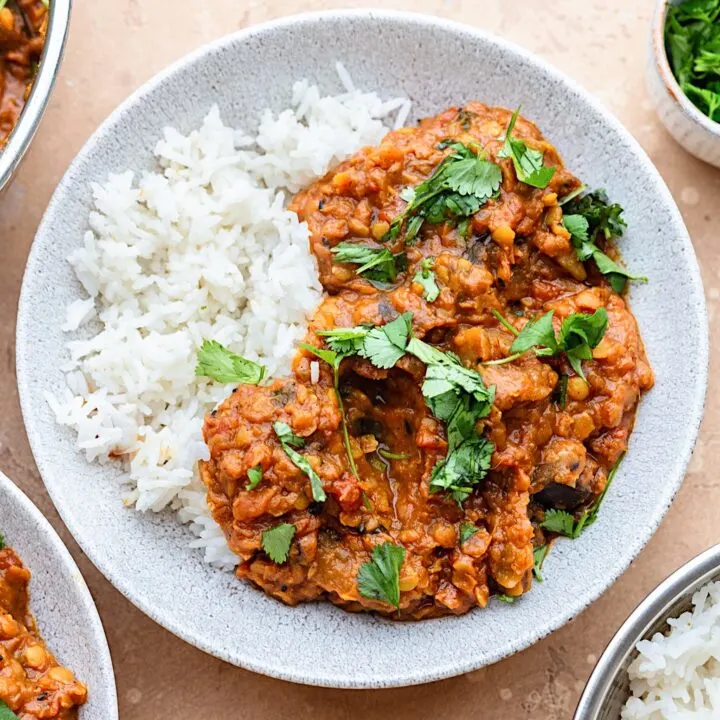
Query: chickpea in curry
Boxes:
[
  {"xmin": 0, "ymin": 542, "xmax": 87, "ymax": 719},
  {"xmin": 200, "ymin": 103, "xmax": 653, "ymax": 618},
  {"xmin": 0, "ymin": 0, "xmax": 48, "ymax": 147}
]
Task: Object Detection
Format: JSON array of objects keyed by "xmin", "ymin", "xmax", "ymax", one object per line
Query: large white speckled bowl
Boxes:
[
  {"xmin": 16, "ymin": 10, "xmax": 708, "ymax": 688},
  {"xmin": 0, "ymin": 472, "xmax": 118, "ymax": 717}
]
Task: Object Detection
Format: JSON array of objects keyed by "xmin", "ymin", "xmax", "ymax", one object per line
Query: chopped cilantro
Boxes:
[
  {"xmin": 273, "ymin": 421, "xmax": 326, "ymax": 502},
  {"xmin": 317, "ymin": 325, "xmax": 371, "ymax": 355},
  {"xmin": 557, "ymin": 374, "xmax": 569, "ymax": 409},
  {"xmin": 459, "ymin": 522, "xmax": 479, "ymax": 545},
  {"xmin": 665, "ymin": 0, "xmax": 720, "ymax": 122},
  {"xmin": 533, "ymin": 545, "xmax": 549, "ymax": 582},
  {"xmin": 0, "ymin": 534, "xmax": 4, "ymax": 550},
  {"xmin": 195, "ymin": 340, "xmax": 266, "ymax": 385},
  {"xmin": 357, "ymin": 542, "xmax": 406, "ymax": 608},
  {"xmin": 496, "ymin": 594, "xmax": 516, "ymax": 604},
  {"xmin": 246, "ymin": 466, "xmax": 263, "ymax": 491},
  {"xmin": 299, "ymin": 344, "xmax": 360, "ymax": 482},
  {"xmin": 562, "ymin": 191, "xmax": 646, "ymax": 292},
  {"xmin": 359, "ymin": 312, "xmax": 413, "ymax": 369},
  {"xmin": 386, "ymin": 142, "xmax": 502, "ymax": 242},
  {"xmin": 261, "ymin": 523, "xmax": 296, "ymax": 564},
  {"xmin": 0, "ymin": 701, "xmax": 18, "ymax": 720},
  {"xmin": 507, "ymin": 308, "xmax": 608, "ymax": 380},
  {"xmin": 540, "ymin": 457, "xmax": 623, "ymax": 539},
  {"xmin": 331, "ymin": 243, "xmax": 407, "ymax": 284},
  {"xmin": 429, "ymin": 436, "xmax": 494, "ymax": 504},
  {"xmin": 413, "ymin": 257, "xmax": 440, "ymax": 302},
  {"xmin": 378, "ymin": 448, "xmax": 411, "ymax": 461},
  {"xmin": 498, "ymin": 108, "xmax": 556, "ymax": 189}
]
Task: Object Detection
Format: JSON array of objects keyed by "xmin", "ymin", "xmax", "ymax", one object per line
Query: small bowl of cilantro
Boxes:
[{"xmin": 648, "ymin": 0, "xmax": 720, "ymax": 166}]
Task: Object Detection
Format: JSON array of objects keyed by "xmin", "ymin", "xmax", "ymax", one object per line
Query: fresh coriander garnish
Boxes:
[
  {"xmin": 562, "ymin": 191, "xmax": 646, "ymax": 292},
  {"xmin": 540, "ymin": 456, "xmax": 623, "ymax": 538},
  {"xmin": 665, "ymin": 0, "xmax": 720, "ymax": 122},
  {"xmin": 505, "ymin": 308, "xmax": 608, "ymax": 380},
  {"xmin": 533, "ymin": 545, "xmax": 549, "ymax": 582},
  {"xmin": 357, "ymin": 542, "xmax": 406, "ymax": 608},
  {"xmin": 459, "ymin": 522, "xmax": 478, "ymax": 545},
  {"xmin": 261, "ymin": 523, "xmax": 296, "ymax": 564},
  {"xmin": 386, "ymin": 141, "xmax": 502, "ymax": 243},
  {"xmin": 195, "ymin": 340, "xmax": 266, "ymax": 385},
  {"xmin": 331, "ymin": 243, "xmax": 407, "ymax": 284},
  {"xmin": 413, "ymin": 257, "xmax": 440, "ymax": 302},
  {"xmin": 273, "ymin": 421, "xmax": 326, "ymax": 502},
  {"xmin": 0, "ymin": 701, "xmax": 18, "ymax": 720},
  {"xmin": 299, "ymin": 343, "xmax": 360, "ymax": 482},
  {"xmin": 0, "ymin": 533, "xmax": 5, "ymax": 550},
  {"xmin": 498, "ymin": 108, "xmax": 555, "ymax": 189},
  {"xmin": 429, "ymin": 436, "xmax": 494, "ymax": 504},
  {"xmin": 556, "ymin": 374, "xmax": 569, "ymax": 409},
  {"xmin": 496, "ymin": 594, "xmax": 516, "ymax": 604},
  {"xmin": 317, "ymin": 314, "xmax": 497, "ymax": 505},
  {"xmin": 245, "ymin": 465, "xmax": 263, "ymax": 491}
]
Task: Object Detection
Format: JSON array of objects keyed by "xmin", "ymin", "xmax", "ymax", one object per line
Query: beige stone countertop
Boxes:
[{"xmin": 1, "ymin": 0, "xmax": 719, "ymax": 717}]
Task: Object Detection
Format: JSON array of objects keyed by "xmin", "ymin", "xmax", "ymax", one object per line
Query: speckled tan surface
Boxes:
[{"xmin": 1, "ymin": 0, "xmax": 719, "ymax": 716}]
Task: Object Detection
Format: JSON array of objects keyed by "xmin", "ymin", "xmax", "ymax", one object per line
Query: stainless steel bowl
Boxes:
[
  {"xmin": 0, "ymin": 0, "xmax": 71, "ymax": 191},
  {"xmin": 575, "ymin": 545, "xmax": 720, "ymax": 718}
]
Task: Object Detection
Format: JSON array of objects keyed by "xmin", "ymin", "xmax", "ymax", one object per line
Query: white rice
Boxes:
[
  {"xmin": 623, "ymin": 580, "xmax": 720, "ymax": 719},
  {"xmin": 47, "ymin": 65, "xmax": 410, "ymax": 569}
]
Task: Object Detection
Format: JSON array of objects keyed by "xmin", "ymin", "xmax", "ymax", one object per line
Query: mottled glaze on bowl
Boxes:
[
  {"xmin": 0, "ymin": 471, "xmax": 118, "ymax": 718},
  {"xmin": 16, "ymin": 10, "xmax": 708, "ymax": 688},
  {"xmin": 647, "ymin": 0, "xmax": 720, "ymax": 167}
]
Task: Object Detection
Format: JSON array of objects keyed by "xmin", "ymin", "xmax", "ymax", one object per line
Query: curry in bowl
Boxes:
[
  {"xmin": 199, "ymin": 103, "xmax": 653, "ymax": 617},
  {"xmin": 0, "ymin": 537, "xmax": 87, "ymax": 718}
]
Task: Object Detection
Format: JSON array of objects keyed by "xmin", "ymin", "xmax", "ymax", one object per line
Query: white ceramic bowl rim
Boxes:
[
  {"xmin": 652, "ymin": 0, "xmax": 720, "ymax": 135},
  {"xmin": 16, "ymin": 9, "xmax": 709, "ymax": 688},
  {"xmin": 0, "ymin": 471, "xmax": 118, "ymax": 719}
]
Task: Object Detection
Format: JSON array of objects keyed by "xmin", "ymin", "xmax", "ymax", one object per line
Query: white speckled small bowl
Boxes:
[
  {"xmin": 648, "ymin": 0, "xmax": 720, "ymax": 167},
  {"xmin": 0, "ymin": 471, "xmax": 118, "ymax": 718},
  {"xmin": 16, "ymin": 10, "xmax": 708, "ymax": 688}
]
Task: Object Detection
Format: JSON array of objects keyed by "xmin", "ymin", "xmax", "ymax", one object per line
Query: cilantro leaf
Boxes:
[
  {"xmin": 273, "ymin": 421, "xmax": 305, "ymax": 448},
  {"xmin": 459, "ymin": 522, "xmax": 478, "ymax": 545},
  {"xmin": 413, "ymin": 257, "xmax": 440, "ymax": 302},
  {"xmin": 331, "ymin": 243, "xmax": 407, "ymax": 284},
  {"xmin": 562, "ymin": 192, "xmax": 645, "ymax": 291},
  {"xmin": 195, "ymin": 340, "xmax": 266, "ymax": 385},
  {"xmin": 0, "ymin": 534, "xmax": 5, "ymax": 550},
  {"xmin": 246, "ymin": 465, "xmax": 263, "ymax": 491},
  {"xmin": 0, "ymin": 701, "xmax": 18, "ymax": 720},
  {"xmin": 429, "ymin": 436, "xmax": 494, "ymax": 504},
  {"xmin": 273, "ymin": 421, "xmax": 326, "ymax": 502},
  {"xmin": 317, "ymin": 326, "xmax": 371, "ymax": 355},
  {"xmin": 357, "ymin": 542, "xmax": 406, "ymax": 608},
  {"xmin": 261, "ymin": 523, "xmax": 296, "ymax": 564},
  {"xmin": 387, "ymin": 142, "xmax": 502, "ymax": 242},
  {"xmin": 559, "ymin": 309, "xmax": 609, "ymax": 380},
  {"xmin": 510, "ymin": 310, "xmax": 558, "ymax": 355},
  {"xmin": 498, "ymin": 108, "xmax": 556, "ymax": 189},
  {"xmin": 359, "ymin": 313, "xmax": 412, "ymax": 369},
  {"xmin": 533, "ymin": 545, "xmax": 549, "ymax": 582},
  {"xmin": 540, "ymin": 508, "xmax": 578, "ymax": 537},
  {"xmin": 299, "ymin": 343, "xmax": 341, "ymax": 371},
  {"xmin": 496, "ymin": 594, "xmax": 516, "ymax": 604}
]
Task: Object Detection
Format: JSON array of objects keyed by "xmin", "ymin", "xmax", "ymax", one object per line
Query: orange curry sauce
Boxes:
[
  {"xmin": 201, "ymin": 104, "xmax": 653, "ymax": 618},
  {"xmin": 0, "ymin": 546, "xmax": 87, "ymax": 718}
]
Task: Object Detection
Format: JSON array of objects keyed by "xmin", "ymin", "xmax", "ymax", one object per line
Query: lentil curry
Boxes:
[
  {"xmin": 0, "ymin": 0, "xmax": 48, "ymax": 147},
  {"xmin": 0, "ymin": 541, "xmax": 87, "ymax": 718},
  {"xmin": 200, "ymin": 103, "xmax": 653, "ymax": 618}
]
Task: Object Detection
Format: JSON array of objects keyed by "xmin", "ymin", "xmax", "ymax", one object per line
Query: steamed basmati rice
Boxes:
[
  {"xmin": 622, "ymin": 580, "xmax": 720, "ymax": 719},
  {"xmin": 47, "ymin": 65, "xmax": 410, "ymax": 569}
]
